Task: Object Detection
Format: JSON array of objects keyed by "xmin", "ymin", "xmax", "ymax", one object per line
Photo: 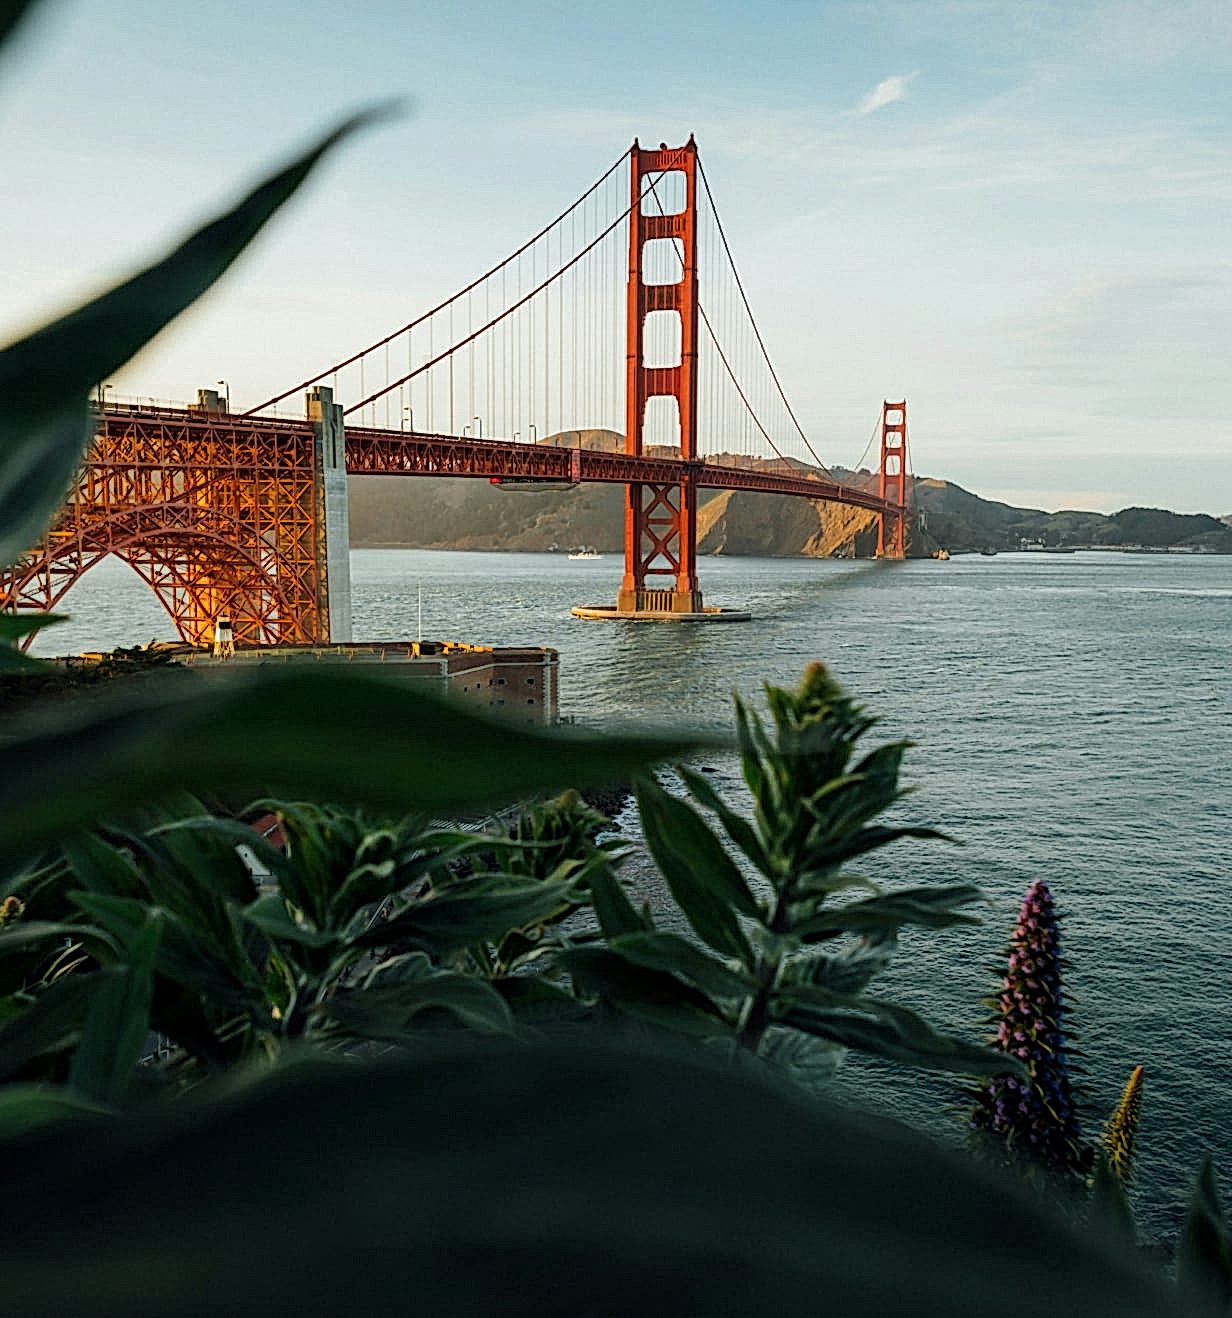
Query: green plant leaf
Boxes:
[
  {"xmin": 0, "ymin": 670, "xmax": 705, "ymax": 861},
  {"xmin": 358, "ymin": 878, "xmax": 579, "ymax": 956},
  {"xmin": 68, "ymin": 892, "xmax": 257, "ymax": 1011},
  {"xmin": 561, "ymin": 947, "xmax": 728, "ymax": 1038},
  {"xmin": 60, "ymin": 832, "xmax": 144, "ymax": 897},
  {"xmin": 1087, "ymin": 1151, "xmax": 1136, "ymax": 1254},
  {"xmin": 67, "ymin": 912, "xmax": 163, "ymax": 1106},
  {"xmin": 0, "ymin": 975, "xmax": 96, "ymax": 1080},
  {"xmin": 325, "ymin": 975, "xmax": 514, "ymax": 1039},
  {"xmin": 678, "ymin": 765, "xmax": 773, "ymax": 878},
  {"xmin": 608, "ymin": 932, "xmax": 753, "ymax": 1002},
  {"xmin": 0, "ymin": 1037, "xmax": 1177, "ymax": 1317},
  {"xmin": 1177, "ymin": 1157, "xmax": 1232, "ymax": 1316},
  {"xmin": 490, "ymin": 975, "xmax": 587, "ymax": 1026},
  {"xmin": 242, "ymin": 894, "xmax": 341, "ymax": 950},
  {"xmin": 799, "ymin": 930, "xmax": 897, "ymax": 996},
  {"xmin": 0, "ymin": 1087, "xmax": 108, "ymax": 1140},
  {"xmin": 0, "ymin": 108, "xmax": 391, "ymax": 569},
  {"xmin": 774, "ymin": 985, "xmax": 1019, "ymax": 1078},
  {"xmin": 0, "ymin": 919, "xmax": 117, "ymax": 960},
  {"xmin": 794, "ymin": 885, "xmax": 983, "ymax": 940},
  {"xmin": 634, "ymin": 777, "xmax": 756, "ymax": 961},
  {"xmin": 0, "ymin": 611, "xmax": 67, "ymax": 669},
  {"xmin": 0, "ymin": 0, "xmax": 40, "ymax": 52},
  {"xmin": 800, "ymin": 824, "xmax": 947, "ymax": 875},
  {"xmin": 588, "ymin": 869, "xmax": 650, "ymax": 940}
]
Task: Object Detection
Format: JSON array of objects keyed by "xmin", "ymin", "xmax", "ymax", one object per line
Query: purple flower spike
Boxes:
[{"xmin": 970, "ymin": 879, "xmax": 1085, "ymax": 1180}]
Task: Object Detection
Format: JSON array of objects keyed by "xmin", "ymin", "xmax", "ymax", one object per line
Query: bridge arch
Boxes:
[
  {"xmin": 1, "ymin": 405, "xmax": 330, "ymax": 649},
  {"xmin": 3, "ymin": 495, "xmax": 320, "ymax": 648}
]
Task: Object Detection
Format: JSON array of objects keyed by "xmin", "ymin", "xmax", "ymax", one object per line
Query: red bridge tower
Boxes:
[
  {"xmin": 616, "ymin": 136, "xmax": 702, "ymax": 615},
  {"xmin": 876, "ymin": 399, "xmax": 909, "ymax": 559}
]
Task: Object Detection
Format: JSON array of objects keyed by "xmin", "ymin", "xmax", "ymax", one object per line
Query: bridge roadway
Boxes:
[
  {"xmin": 91, "ymin": 403, "xmax": 895, "ymax": 518},
  {"xmin": 343, "ymin": 426, "xmax": 895, "ymax": 517}
]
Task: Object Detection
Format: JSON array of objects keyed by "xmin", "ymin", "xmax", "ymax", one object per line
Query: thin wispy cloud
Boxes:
[{"xmin": 855, "ymin": 71, "xmax": 918, "ymax": 115}]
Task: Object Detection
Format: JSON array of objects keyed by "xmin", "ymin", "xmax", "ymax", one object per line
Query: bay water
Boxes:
[{"xmin": 40, "ymin": 547, "xmax": 1232, "ymax": 1238}]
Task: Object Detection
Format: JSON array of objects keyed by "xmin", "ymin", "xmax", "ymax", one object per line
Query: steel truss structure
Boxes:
[
  {"xmin": 2, "ymin": 137, "xmax": 911, "ymax": 647},
  {"xmin": 1, "ymin": 406, "xmax": 324, "ymax": 646}
]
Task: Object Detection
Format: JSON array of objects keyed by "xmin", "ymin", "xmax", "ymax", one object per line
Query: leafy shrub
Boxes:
[{"xmin": 565, "ymin": 663, "xmax": 1011, "ymax": 1084}]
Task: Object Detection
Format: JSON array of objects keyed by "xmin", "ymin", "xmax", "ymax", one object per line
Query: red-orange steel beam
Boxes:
[
  {"xmin": 876, "ymin": 400, "xmax": 909, "ymax": 558},
  {"xmin": 1, "ymin": 406, "xmax": 324, "ymax": 647},
  {"xmin": 1, "ymin": 403, "xmax": 905, "ymax": 651},
  {"xmin": 618, "ymin": 136, "xmax": 702, "ymax": 613},
  {"xmin": 345, "ymin": 427, "xmax": 896, "ymax": 514}
]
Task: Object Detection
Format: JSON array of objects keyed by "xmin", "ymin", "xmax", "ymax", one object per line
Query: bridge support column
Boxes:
[
  {"xmin": 308, "ymin": 385, "xmax": 352, "ymax": 641},
  {"xmin": 876, "ymin": 399, "xmax": 909, "ymax": 560},
  {"xmin": 573, "ymin": 136, "xmax": 747, "ymax": 623},
  {"xmin": 616, "ymin": 137, "xmax": 704, "ymax": 616}
]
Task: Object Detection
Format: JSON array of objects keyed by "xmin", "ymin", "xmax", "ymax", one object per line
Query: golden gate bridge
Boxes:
[{"xmin": 1, "ymin": 137, "xmax": 910, "ymax": 646}]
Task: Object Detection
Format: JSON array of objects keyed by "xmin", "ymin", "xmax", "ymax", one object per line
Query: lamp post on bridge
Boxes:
[
  {"xmin": 403, "ymin": 405, "xmax": 414, "ymax": 434},
  {"xmin": 216, "ymin": 379, "xmax": 231, "ymax": 413},
  {"xmin": 474, "ymin": 416, "xmax": 483, "ymax": 439}
]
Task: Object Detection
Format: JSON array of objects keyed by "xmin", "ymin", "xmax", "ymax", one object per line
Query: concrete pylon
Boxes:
[{"xmin": 307, "ymin": 385, "xmax": 352, "ymax": 642}]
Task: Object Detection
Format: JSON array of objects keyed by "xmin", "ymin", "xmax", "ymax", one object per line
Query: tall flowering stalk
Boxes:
[
  {"xmin": 971, "ymin": 879, "xmax": 1086, "ymax": 1180},
  {"xmin": 1101, "ymin": 1065, "xmax": 1145, "ymax": 1188}
]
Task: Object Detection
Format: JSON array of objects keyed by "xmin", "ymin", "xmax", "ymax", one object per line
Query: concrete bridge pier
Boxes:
[{"xmin": 307, "ymin": 385, "xmax": 352, "ymax": 643}]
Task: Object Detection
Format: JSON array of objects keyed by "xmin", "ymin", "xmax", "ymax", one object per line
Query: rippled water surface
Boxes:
[{"xmin": 45, "ymin": 548, "xmax": 1232, "ymax": 1236}]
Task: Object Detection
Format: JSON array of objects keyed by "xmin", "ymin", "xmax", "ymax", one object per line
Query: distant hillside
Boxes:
[{"xmin": 347, "ymin": 432, "xmax": 1232, "ymax": 557}]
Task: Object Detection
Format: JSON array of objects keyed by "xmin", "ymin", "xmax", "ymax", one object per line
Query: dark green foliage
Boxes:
[
  {"xmin": 0, "ymin": 613, "xmax": 67, "ymax": 672},
  {"xmin": 563, "ymin": 662, "xmax": 1013, "ymax": 1085},
  {"xmin": 0, "ymin": 643, "xmax": 183, "ymax": 707},
  {"xmin": 1, "ymin": 799, "xmax": 619, "ymax": 1084},
  {"xmin": 0, "ymin": 100, "xmax": 389, "ymax": 569},
  {"xmin": 0, "ymin": 668, "xmax": 705, "ymax": 863},
  {"xmin": 0, "ymin": 0, "xmax": 39, "ymax": 50},
  {"xmin": 1178, "ymin": 1159, "xmax": 1232, "ymax": 1316},
  {"xmin": 0, "ymin": 1037, "xmax": 1182, "ymax": 1318}
]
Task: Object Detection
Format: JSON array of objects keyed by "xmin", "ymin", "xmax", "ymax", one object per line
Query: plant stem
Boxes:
[{"xmin": 736, "ymin": 884, "xmax": 792, "ymax": 1054}]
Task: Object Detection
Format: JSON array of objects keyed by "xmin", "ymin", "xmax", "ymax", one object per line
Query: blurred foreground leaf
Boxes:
[
  {"xmin": 1178, "ymin": 1157, "xmax": 1232, "ymax": 1316},
  {"xmin": 0, "ymin": 106, "xmax": 389, "ymax": 568},
  {"xmin": 0, "ymin": 612, "xmax": 66, "ymax": 669},
  {"xmin": 0, "ymin": 0, "xmax": 37, "ymax": 53},
  {"xmin": 0, "ymin": 669, "xmax": 708, "ymax": 859},
  {"xmin": 0, "ymin": 1038, "xmax": 1181, "ymax": 1317}
]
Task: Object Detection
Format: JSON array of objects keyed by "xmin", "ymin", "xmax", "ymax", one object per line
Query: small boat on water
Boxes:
[
  {"xmin": 568, "ymin": 547, "xmax": 601, "ymax": 560},
  {"xmin": 979, "ymin": 548, "xmax": 998, "ymax": 556},
  {"xmin": 932, "ymin": 548, "xmax": 950, "ymax": 561}
]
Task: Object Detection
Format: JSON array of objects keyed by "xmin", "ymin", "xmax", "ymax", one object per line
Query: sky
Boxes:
[{"xmin": 1, "ymin": 0, "xmax": 1229, "ymax": 515}]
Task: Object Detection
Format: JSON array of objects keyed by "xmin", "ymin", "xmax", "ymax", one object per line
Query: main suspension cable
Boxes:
[
  {"xmin": 342, "ymin": 166, "xmax": 670, "ymax": 419},
  {"xmin": 697, "ymin": 157, "xmax": 828, "ymax": 471},
  {"xmin": 245, "ymin": 147, "xmax": 632, "ymax": 416}
]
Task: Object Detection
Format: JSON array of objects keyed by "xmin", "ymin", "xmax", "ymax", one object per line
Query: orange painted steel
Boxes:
[
  {"xmin": 876, "ymin": 400, "xmax": 909, "ymax": 558},
  {"xmin": 1, "ymin": 407, "xmax": 908, "ymax": 647},
  {"xmin": 1, "ymin": 404, "xmax": 326, "ymax": 647},
  {"xmin": 1, "ymin": 137, "xmax": 914, "ymax": 642},
  {"xmin": 348, "ymin": 427, "xmax": 895, "ymax": 509},
  {"xmin": 619, "ymin": 136, "xmax": 702, "ymax": 613}
]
